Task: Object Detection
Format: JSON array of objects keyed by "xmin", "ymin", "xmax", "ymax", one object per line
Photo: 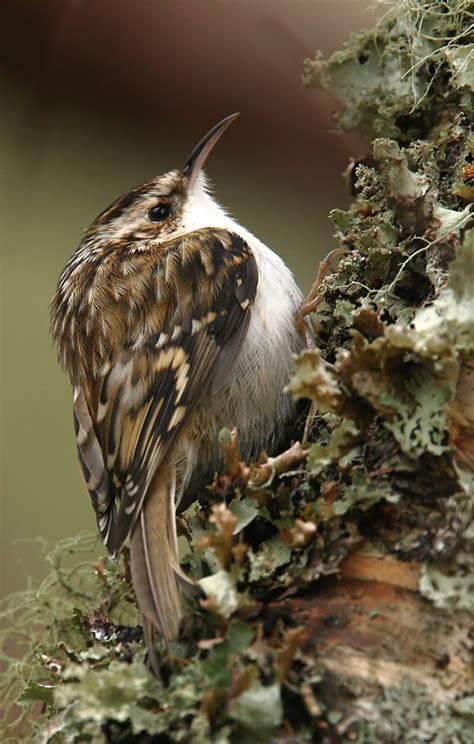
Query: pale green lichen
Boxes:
[
  {"xmin": 382, "ymin": 370, "xmax": 453, "ymax": 458},
  {"xmin": 386, "ymin": 229, "xmax": 474, "ymax": 358},
  {"xmin": 420, "ymin": 550, "xmax": 474, "ymax": 613},
  {"xmin": 358, "ymin": 676, "xmax": 474, "ymax": 743},
  {"xmin": 307, "ymin": 418, "xmax": 360, "ymax": 475},
  {"xmin": 304, "ymin": 0, "xmax": 474, "ymax": 140}
]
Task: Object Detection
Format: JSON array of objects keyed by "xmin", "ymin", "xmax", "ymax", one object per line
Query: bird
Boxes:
[{"xmin": 51, "ymin": 113, "xmax": 303, "ymax": 668}]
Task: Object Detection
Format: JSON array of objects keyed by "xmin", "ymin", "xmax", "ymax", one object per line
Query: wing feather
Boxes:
[{"xmin": 73, "ymin": 229, "xmax": 258, "ymax": 554}]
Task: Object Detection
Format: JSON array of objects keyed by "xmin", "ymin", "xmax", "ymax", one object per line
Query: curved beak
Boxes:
[{"xmin": 181, "ymin": 112, "xmax": 239, "ymax": 190}]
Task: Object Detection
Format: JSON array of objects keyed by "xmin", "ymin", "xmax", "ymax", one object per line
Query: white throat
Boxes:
[
  {"xmin": 177, "ymin": 171, "xmax": 302, "ymax": 309},
  {"xmin": 178, "ymin": 172, "xmax": 246, "ymax": 239}
]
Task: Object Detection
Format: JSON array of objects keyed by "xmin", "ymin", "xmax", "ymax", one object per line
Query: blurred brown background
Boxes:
[{"xmin": 0, "ymin": 0, "xmax": 373, "ymax": 596}]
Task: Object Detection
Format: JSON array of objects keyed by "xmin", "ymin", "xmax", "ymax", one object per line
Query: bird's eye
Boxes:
[{"xmin": 148, "ymin": 203, "xmax": 172, "ymax": 222}]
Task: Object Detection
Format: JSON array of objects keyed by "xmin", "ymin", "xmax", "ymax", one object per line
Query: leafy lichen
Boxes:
[
  {"xmin": 358, "ymin": 676, "xmax": 474, "ymax": 743},
  {"xmin": 304, "ymin": 0, "xmax": 474, "ymax": 142}
]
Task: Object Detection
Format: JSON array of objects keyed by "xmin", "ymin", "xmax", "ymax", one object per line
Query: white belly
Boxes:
[{"xmin": 175, "ymin": 182, "xmax": 304, "ymax": 472}]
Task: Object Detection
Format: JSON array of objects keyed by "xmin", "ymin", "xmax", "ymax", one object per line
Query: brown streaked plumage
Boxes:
[{"xmin": 51, "ymin": 114, "xmax": 303, "ymax": 670}]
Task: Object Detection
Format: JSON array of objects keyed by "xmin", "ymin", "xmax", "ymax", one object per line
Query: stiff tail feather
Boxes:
[{"xmin": 130, "ymin": 467, "xmax": 196, "ymax": 674}]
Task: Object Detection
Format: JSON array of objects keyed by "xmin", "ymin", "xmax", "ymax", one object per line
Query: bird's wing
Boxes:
[{"xmin": 73, "ymin": 229, "xmax": 258, "ymax": 554}]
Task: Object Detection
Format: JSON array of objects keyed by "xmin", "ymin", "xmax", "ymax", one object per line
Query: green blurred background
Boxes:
[{"xmin": 0, "ymin": 0, "xmax": 372, "ymax": 597}]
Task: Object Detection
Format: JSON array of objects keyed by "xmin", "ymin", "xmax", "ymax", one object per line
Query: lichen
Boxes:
[
  {"xmin": 358, "ymin": 676, "xmax": 474, "ymax": 743},
  {"xmin": 303, "ymin": 0, "xmax": 474, "ymax": 142}
]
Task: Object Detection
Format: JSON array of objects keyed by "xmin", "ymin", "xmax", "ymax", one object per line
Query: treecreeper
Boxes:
[{"xmin": 51, "ymin": 114, "xmax": 303, "ymax": 672}]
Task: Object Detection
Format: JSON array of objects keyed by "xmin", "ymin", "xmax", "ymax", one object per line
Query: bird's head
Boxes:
[{"xmin": 84, "ymin": 113, "xmax": 239, "ymax": 245}]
